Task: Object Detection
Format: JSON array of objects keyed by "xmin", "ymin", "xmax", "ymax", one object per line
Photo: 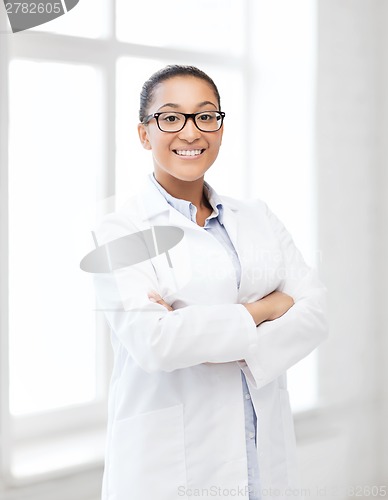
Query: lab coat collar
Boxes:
[
  {"xmin": 148, "ymin": 172, "xmax": 225, "ymax": 225},
  {"xmin": 137, "ymin": 173, "xmax": 240, "ymax": 246}
]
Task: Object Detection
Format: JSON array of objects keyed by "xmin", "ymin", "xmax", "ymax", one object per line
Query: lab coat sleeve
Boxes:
[
  {"xmin": 92, "ymin": 215, "xmax": 258, "ymax": 374},
  {"xmin": 237, "ymin": 201, "xmax": 329, "ymax": 390}
]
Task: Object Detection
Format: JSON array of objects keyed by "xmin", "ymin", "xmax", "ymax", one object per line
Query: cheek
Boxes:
[
  {"xmin": 209, "ymin": 137, "xmax": 222, "ymax": 153},
  {"xmin": 148, "ymin": 133, "xmax": 171, "ymax": 152}
]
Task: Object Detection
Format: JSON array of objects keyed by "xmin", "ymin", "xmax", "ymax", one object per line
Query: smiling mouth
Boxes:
[{"xmin": 173, "ymin": 149, "xmax": 205, "ymax": 157}]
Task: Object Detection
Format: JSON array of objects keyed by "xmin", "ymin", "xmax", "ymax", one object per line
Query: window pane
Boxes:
[
  {"xmin": 8, "ymin": 60, "xmax": 103, "ymax": 415},
  {"xmin": 28, "ymin": 0, "xmax": 108, "ymax": 38},
  {"xmin": 249, "ymin": 0, "xmax": 318, "ymax": 412},
  {"xmin": 288, "ymin": 351, "xmax": 318, "ymax": 412},
  {"xmin": 116, "ymin": 0, "xmax": 244, "ymax": 56},
  {"xmin": 250, "ymin": 0, "xmax": 316, "ymax": 264},
  {"xmin": 116, "ymin": 57, "xmax": 164, "ymax": 206}
]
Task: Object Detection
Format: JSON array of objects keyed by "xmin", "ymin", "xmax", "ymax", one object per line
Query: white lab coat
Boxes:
[{"xmin": 92, "ymin": 174, "xmax": 328, "ymax": 500}]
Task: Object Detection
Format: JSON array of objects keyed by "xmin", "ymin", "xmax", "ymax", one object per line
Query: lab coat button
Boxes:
[
  {"xmin": 245, "ymin": 393, "xmax": 251, "ymax": 400},
  {"xmin": 249, "ymin": 432, "xmax": 255, "ymax": 439}
]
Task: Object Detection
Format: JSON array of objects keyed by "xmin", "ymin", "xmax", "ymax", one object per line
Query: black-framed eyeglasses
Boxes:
[{"xmin": 142, "ymin": 110, "xmax": 225, "ymax": 133}]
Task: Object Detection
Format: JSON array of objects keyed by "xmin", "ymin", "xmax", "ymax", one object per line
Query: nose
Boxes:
[{"xmin": 177, "ymin": 117, "xmax": 201, "ymax": 142}]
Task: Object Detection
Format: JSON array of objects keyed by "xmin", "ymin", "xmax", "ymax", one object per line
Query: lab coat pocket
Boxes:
[{"xmin": 108, "ymin": 404, "xmax": 187, "ymax": 500}]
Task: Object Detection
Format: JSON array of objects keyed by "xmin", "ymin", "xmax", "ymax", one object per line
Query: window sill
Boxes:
[
  {"xmin": 292, "ymin": 397, "xmax": 379, "ymax": 443},
  {"xmin": 8, "ymin": 425, "xmax": 106, "ymax": 484}
]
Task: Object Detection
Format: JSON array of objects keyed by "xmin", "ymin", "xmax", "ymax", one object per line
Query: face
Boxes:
[{"xmin": 138, "ymin": 76, "xmax": 223, "ymax": 183}]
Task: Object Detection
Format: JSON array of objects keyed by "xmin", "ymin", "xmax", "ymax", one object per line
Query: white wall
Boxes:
[
  {"xmin": 296, "ymin": 0, "xmax": 386, "ymax": 495},
  {"xmin": 379, "ymin": 0, "xmax": 388, "ymax": 485}
]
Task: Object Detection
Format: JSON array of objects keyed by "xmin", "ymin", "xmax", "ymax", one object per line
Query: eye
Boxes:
[
  {"xmin": 198, "ymin": 112, "xmax": 217, "ymax": 122},
  {"xmin": 160, "ymin": 113, "xmax": 182, "ymax": 123}
]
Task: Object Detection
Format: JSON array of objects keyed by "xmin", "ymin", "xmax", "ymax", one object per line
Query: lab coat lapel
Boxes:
[
  {"xmin": 167, "ymin": 206, "xmax": 203, "ymax": 232},
  {"xmin": 220, "ymin": 202, "xmax": 239, "ymax": 251},
  {"xmin": 221, "ymin": 202, "xmax": 251, "ymax": 300},
  {"xmin": 220, "ymin": 200, "xmax": 256, "ymax": 301},
  {"xmin": 137, "ymin": 177, "xmax": 247, "ymax": 301}
]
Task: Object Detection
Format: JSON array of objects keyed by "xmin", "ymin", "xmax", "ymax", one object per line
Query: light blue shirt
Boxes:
[{"xmin": 149, "ymin": 173, "xmax": 261, "ymax": 500}]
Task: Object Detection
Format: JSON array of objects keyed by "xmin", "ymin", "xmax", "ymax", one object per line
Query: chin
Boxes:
[
  {"xmin": 164, "ymin": 163, "xmax": 210, "ymax": 181},
  {"xmin": 171, "ymin": 171, "xmax": 207, "ymax": 183}
]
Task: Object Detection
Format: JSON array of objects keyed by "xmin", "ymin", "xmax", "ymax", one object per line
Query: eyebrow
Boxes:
[{"xmin": 157, "ymin": 100, "xmax": 218, "ymax": 111}]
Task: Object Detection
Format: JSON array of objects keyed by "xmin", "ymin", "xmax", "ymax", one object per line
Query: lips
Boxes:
[{"xmin": 173, "ymin": 149, "xmax": 205, "ymax": 157}]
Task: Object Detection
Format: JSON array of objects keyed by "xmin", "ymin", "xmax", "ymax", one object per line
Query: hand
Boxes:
[
  {"xmin": 243, "ymin": 290, "xmax": 294, "ymax": 326},
  {"xmin": 147, "ymin": 290, "xmax": 173, "ymax": 311},
  {"xmin": 261, "ymin": 291, "xmax": 295, "ymax": 321}
]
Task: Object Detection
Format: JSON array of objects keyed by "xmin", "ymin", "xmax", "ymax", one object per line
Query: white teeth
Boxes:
[{"xmin": 175, "ymin": 149, "xmax": 203, "ymax": 156}]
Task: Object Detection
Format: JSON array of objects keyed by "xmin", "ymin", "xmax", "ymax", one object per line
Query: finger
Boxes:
[
  {"xmin": 147, "ymin": 290, "xmax": 163, "ymax": 302},
  {"xmin": 161, "ymin": 302, "xmax": 174, "ymax": 311},
  {"xmin": 147, "ymin": 291, "xmax": 173, "ymax": 311}
]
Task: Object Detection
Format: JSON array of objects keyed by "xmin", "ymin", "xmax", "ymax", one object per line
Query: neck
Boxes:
[{"xmin": 153, "ymin": 171, "xmax": 210, "ymax": 210}]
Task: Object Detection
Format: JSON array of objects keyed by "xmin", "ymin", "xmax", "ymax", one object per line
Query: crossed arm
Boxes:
[
  {"xmin": 93, "ymin": 201, "xmax": 328, "ymax": 388},
  {"xmin": 147, "ymin": 289, "xmax": 295, "ymax": 326}
]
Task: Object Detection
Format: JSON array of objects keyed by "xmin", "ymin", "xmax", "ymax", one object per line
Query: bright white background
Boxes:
[{"xmin": 1, "ymin": 1, "xmax": 387, "ymax": 499}]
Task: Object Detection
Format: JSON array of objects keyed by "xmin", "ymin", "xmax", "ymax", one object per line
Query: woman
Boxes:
[{"xmin": 92, "ymin": 65, "xmax": 328, "ymax": 500}]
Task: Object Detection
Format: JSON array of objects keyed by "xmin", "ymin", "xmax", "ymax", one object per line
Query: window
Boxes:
[
  {"xmin": 8, "ymin": 60, "xmax": 103, "ymax": 416},
  {"xmin": 116, "ymin": 0, "xmax": 244, "ymax": 55},
  {"xmin": 0, "ymin": 1, "xmax": 319, "ymax": 496}
]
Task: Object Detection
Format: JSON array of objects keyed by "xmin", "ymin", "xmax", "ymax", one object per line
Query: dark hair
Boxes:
[{"xmin": 139, "ymin": 65, "xmax": 221, "ymax": 123}]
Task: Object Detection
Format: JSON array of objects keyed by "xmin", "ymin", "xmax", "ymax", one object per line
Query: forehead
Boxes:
[{"xmin": 150, "ymin": 76, "xmax": 218, "ymax": 109}]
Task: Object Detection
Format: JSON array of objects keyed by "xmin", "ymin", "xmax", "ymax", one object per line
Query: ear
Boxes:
[{"xmin": 137, "ymin": 123, "xmax": 152, "ymax": 150}]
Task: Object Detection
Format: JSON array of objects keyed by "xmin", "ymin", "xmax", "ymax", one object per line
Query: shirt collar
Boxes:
[{"xmin": 149, "ymin": 173, "xmax": 224, "ymax": 225}]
